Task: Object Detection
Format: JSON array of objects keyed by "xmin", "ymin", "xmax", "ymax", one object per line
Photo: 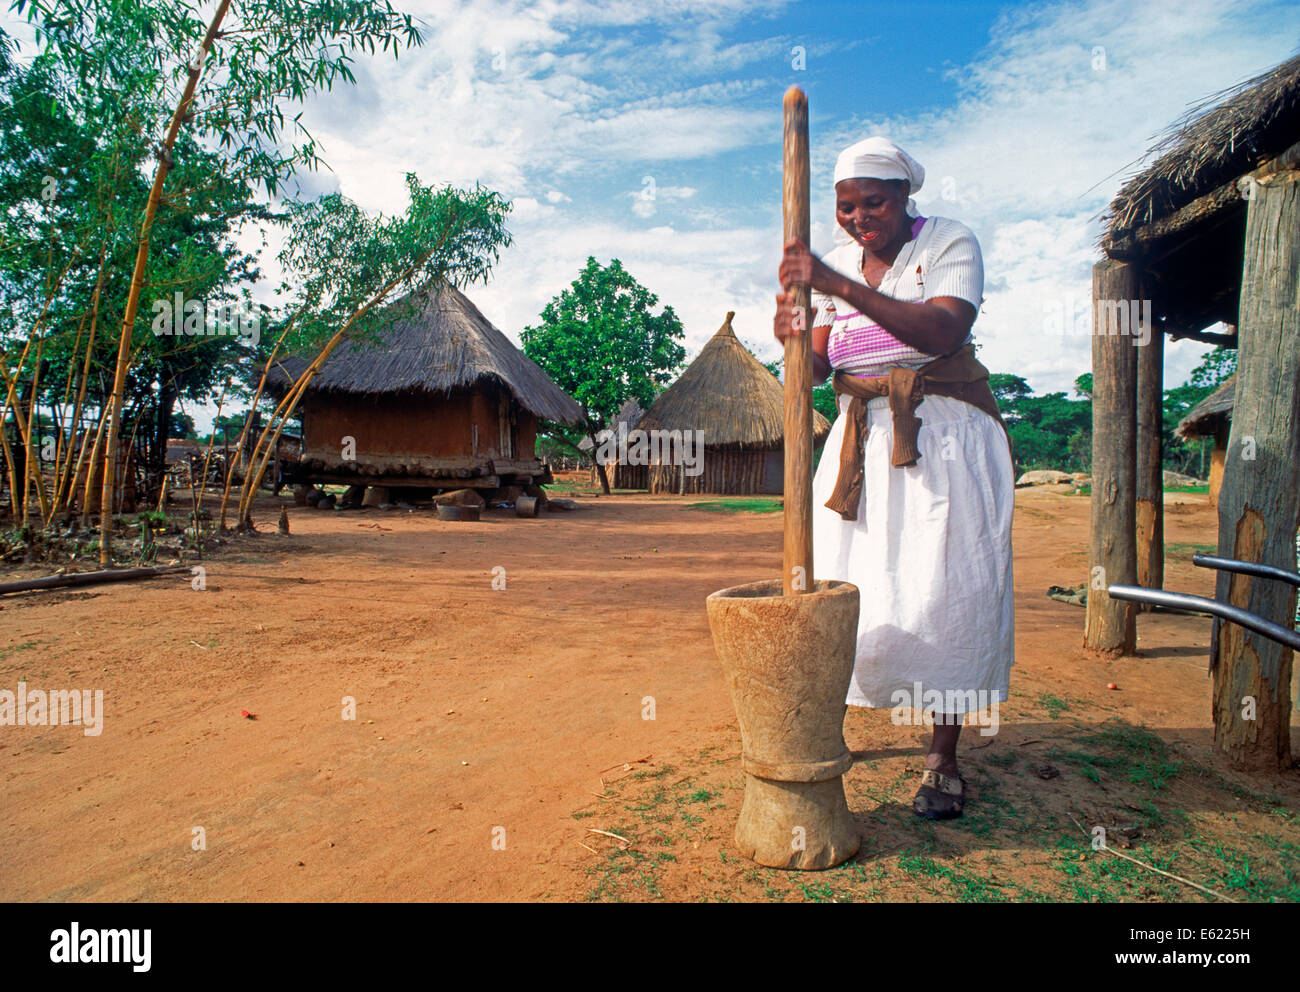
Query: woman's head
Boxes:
[
  {"xmin": 834, "ymin": 177, "xmax": 909, "ymax": 251},
  {"xmin": 832, "ymin": 137, "xmax": 923, "ymax": 254}
]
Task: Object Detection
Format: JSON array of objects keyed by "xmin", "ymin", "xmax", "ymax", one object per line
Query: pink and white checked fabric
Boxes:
[{"xmin": 813, "ymin": 215, "xmax": 982, "ymax": 378}]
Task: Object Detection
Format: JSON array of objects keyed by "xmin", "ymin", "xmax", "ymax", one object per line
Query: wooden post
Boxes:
[
  {"xmin": 1135, "ymin": 300, "xmax": 1164, "ymax": 600},
  {"xmin": 1208, "ymin": 422, "xmax": 1228, "ymax": 507},
  {"xmin": 782, "ymin": 86, "xmax": 813, "ymax": 597},
  {"xmin": 1085, "ymin": 259, "xmax": 1138, "ymax": 654},
  {"xmin": 1211, "ymin": 169, "xmax": 1299, "ymax": 772}
]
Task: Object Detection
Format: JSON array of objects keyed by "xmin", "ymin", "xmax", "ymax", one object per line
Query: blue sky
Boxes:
[{"xmin": 7, "ymin": 0, "xmax": 1300, "ymax": 418}]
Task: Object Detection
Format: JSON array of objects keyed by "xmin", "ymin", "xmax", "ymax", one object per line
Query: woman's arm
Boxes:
[{"xmin": 779, "ymin": 238, "xmax": 975, "ymax": 357}]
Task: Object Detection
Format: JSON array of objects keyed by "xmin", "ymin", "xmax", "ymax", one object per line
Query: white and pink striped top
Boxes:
[{"xmin": 812, "ymin": 215, "xmax": 984, "ymax": 378}]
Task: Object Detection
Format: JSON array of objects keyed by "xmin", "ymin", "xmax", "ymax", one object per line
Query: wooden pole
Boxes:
[
  {"xmin": 1085, "ymin": 259, "xmax": 1138, "ymax": 654},
  {"xmin": 782, "ymin": 86, "xmax": 813, "ymax": 597},
  {"xmin": 1135, "ymin": 284, "xmax": 1164, "ymax": 602},
  {"xmin": 1211, "ymin": 169, "xmax": 1299, "ymax": 771}
]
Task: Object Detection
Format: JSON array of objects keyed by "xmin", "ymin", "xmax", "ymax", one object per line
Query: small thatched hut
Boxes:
[
  {"xmin": 266, "ymin": 284, "xmax": 583, "ymax": 493},
  {"xmin": 578, "ymin": 398, "xmax": 649, "ymax": 489},
  {"xmin": 635, "ymin": 311, "xmax": 830, "ymax": 495},
  {"xmin": 1175, "ymin": 374, "xmax": 1235, "ymax": 505},
  {"xmin": 1087, "ymin": 53, "xmax": 1298, "ymax": 769}
]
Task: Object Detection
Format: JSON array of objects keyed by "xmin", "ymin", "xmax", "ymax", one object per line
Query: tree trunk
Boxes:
[
  {"xmin": 1210, "ymin": 170, "xmax": 1299, "ymax": 772},
  {"xmin": 151, "ymin": 376, "xmax": 177, "ymax": 505},
  {"xmin": 1084, "ymin": 259, "xmax": 1138, "ymax": 654},
  {"xmin": 1135, "ymin": 313, "xmax": 1164, "ymax": 600}
]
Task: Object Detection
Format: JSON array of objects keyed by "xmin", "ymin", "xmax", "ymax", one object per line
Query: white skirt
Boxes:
[{"xmin": 812, "ymin": 393, "xmax": 1015, "ymax": 713}]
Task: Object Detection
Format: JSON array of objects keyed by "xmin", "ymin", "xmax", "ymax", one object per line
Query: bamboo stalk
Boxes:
[
  {"xmin": 218, "ymin": 319, "xmax": 295, "ymax": 530},
  {"xmin": 98, "ymin": 0, "xmax": 233, "ymax": 564},
  {"xmin": 53, "ymin": 246, "xmax": 108, "ymax": 517}
]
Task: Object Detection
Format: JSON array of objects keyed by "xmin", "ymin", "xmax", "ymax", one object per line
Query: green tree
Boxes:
[
  {"xmin": 4, "ymin": 0, "xmax": 422, "ymax": 554},
  {"xmin": 1162, "ymin": 346, "xmax": 1237, "ymax": 476},
  {"xmin": 991, "ymin": 373, "xmax": 1091, "ymax": 475},
  {"xmin": 521, "ymin": 258, "xmax": 685, "ymax": 493}
]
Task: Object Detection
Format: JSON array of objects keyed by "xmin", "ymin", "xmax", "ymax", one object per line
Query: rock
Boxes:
[
  {"xmin": 546, "ymin": 498, "xmax": 580, "ymax": 512},
  {"xmin": 362, "ymin": 486, "xmax": 390, "ymax": 508},
  {"xmin": 1162, "ymin": 469, "xmax": 1205, "ymax": 488},
  {"xmin": 433, "ymin": 488, "xmax": 485, "ymax": 508},
  {"xmin": 305, "ymin": 488, "xmax": 322, "ymax": 507},
  {"xmin": 1016, "ymin": 470, "xmax": 1073, "ymax": 487},
  {"xmin": 436, "ymin": 504, "xmax": 480, "ymax": 522},
  {"xmin": 317, "ymin": 494, "xmax": 336, "ymax": 510},
  {"xmin": 338, "ymin": 484, "xmax": 366, "ymax": 509},
  {"xmin": 1047, "ymin": 584, "xmax": 1087, "ymax": 607}
]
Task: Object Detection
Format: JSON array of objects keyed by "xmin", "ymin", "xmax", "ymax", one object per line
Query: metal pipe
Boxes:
[
  {"xmin": 1107, "ymin": 584, "xmax": 1300, "ymax": 651},
  {"xmin": 1191, "ymin": 553, "xmax": 1300, "ymax": 588}
]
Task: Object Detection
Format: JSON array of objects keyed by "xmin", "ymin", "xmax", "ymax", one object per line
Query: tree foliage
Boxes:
[{"xmin": 521, "ymin": 257, "xmax": 685, "ymax": 492}]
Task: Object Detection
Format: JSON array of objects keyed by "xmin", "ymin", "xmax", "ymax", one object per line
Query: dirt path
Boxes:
[{"xmin": 1, "ymin": 486, "xmax": 1296, "ymax": 901}]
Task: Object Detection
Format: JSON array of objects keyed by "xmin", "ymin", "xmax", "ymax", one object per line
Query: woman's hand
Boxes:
[
  {"xmin": 772, "ymin": 289, "xmax": 818, "ymax": 344},
  {"xmin": 779, "ymin": 238, "xmax": 840, "ymax": 296},
  {"xmin": 774, "ymin": 290, "xmax": 831, "ymax": 385}
]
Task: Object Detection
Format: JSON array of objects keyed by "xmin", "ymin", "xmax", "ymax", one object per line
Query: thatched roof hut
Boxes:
[
  {"xmin": 1101, "ymin": 53, "xmax": 1300, "ymax": 336},
  {"xmin": 635, "ymin": 311, "xmax": 830, "ymax": 495},
  {"xmin": 266, "ymin": 283, "xmax": 582, "ymax": 492},
  {"xmin": 1086, "ymin": 52, "xmax": 1299, "ymax": 767},
  {"xmin": 1175, "ymin": 375, "xmax": 1236, "ymax": 507},
  {"xmin": 268, "ymin": 284, "xmax": 582, "ymax": 423},
  {"xmin": 1176, "ymin": 376, "xmax": 1236, "ymax": 441}
]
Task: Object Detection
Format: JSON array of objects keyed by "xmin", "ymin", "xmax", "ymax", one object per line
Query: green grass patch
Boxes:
[
  {"xmin": 685, "ymin": 497, "xmax": 782, "ymax": 514},
  {"xmin": 1037, "ymin": 693, "xmax": 1070, "ymax": 719},
  {"xmin": 1166, "ymin": 541, "xmax": 1216, "ymax": 559}
]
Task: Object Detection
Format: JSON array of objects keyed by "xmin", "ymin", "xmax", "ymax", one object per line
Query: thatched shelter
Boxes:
[
  {"xmin": 578, "ymin": 398, "xmax": 649, "ymax": 489},
  {"xmin": 635, "ymin": 311, "xmax": 830, "ymax": 495},
  {"xmin": 1175, "ymin": 374, "xmax": 1236, "ymax": 505},
  {"xmin": 1087, "ymin": 53, "xmax": 1298, "ymax": 770},
  {"xmin": 266, "ymin": 283, "xmax": 582, "ymax": 493}
]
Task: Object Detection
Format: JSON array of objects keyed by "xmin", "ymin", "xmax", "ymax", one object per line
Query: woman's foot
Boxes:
[
  {"xmin": 912, "ymin": 766, "xmax": 965, "ymax": 819},
  {"xmin": 915, "ymin": 722, "xmax": 964, "ymax": 819}
]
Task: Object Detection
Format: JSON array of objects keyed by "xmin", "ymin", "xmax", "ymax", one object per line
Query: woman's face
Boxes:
[{"xmin": 835, "ymin": 178, "xmax": 909, "ymax": 254}]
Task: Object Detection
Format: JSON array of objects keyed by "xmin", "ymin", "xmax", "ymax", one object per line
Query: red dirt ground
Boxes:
[{"xmin": 2, "ymin": 482, "xmax": 1296, "ymax": 902}]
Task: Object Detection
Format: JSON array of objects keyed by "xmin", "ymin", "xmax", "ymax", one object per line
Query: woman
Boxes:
[{"xmin": 773, "ymin": 136, "xmax": 1014, "ymax": 820}]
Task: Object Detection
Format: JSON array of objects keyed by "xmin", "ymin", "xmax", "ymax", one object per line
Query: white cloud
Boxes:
[
  {"xmin": 627, "ymin": 182, "xmax": 697, "ymax": 218},
  {"xmin": 811, "ymin": 0, "xmax": 1300, "ymax": 392}
]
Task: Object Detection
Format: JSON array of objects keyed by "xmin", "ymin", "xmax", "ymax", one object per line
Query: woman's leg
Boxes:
[{"xmin": 924, "ymin": 717, "xmax": 962, "ymax": 777}]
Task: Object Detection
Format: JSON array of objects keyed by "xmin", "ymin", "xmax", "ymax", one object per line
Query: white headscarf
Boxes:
[{"xmin": 833, "ymin": 136, "xmax": 924, "ymax": 218}]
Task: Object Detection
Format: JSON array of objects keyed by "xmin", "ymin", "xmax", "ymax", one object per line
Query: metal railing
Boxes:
[{"xmin": 1107, "ymin": 553, "xmax": 1300, "ymax": 651}]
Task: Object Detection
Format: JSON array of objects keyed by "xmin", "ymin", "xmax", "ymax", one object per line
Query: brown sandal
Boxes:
[{"xmin": 912, "ymin": 768, "xmax": 965, "ymax": 820}]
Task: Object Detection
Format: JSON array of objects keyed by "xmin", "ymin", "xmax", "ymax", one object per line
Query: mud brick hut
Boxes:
[
  {"xmin": 1175, "ymin": 374, "xmax": 1236, "ymax": 506},
  {"xmin": 1086, "ymin": 54, "xmax": 1298, "ymax": 770},
  {"xmin": 635, "ymin": 311, "xmax": 830, "ymax": 495},
  {"xmin": 266, "ymin": 284, "xmax": 583, "ymax": 496}
]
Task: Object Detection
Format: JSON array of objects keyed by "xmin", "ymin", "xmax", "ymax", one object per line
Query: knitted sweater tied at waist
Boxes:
[{"xmin": 824, "ymin": 343, "xmax": 1010, "ymax": 522}]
